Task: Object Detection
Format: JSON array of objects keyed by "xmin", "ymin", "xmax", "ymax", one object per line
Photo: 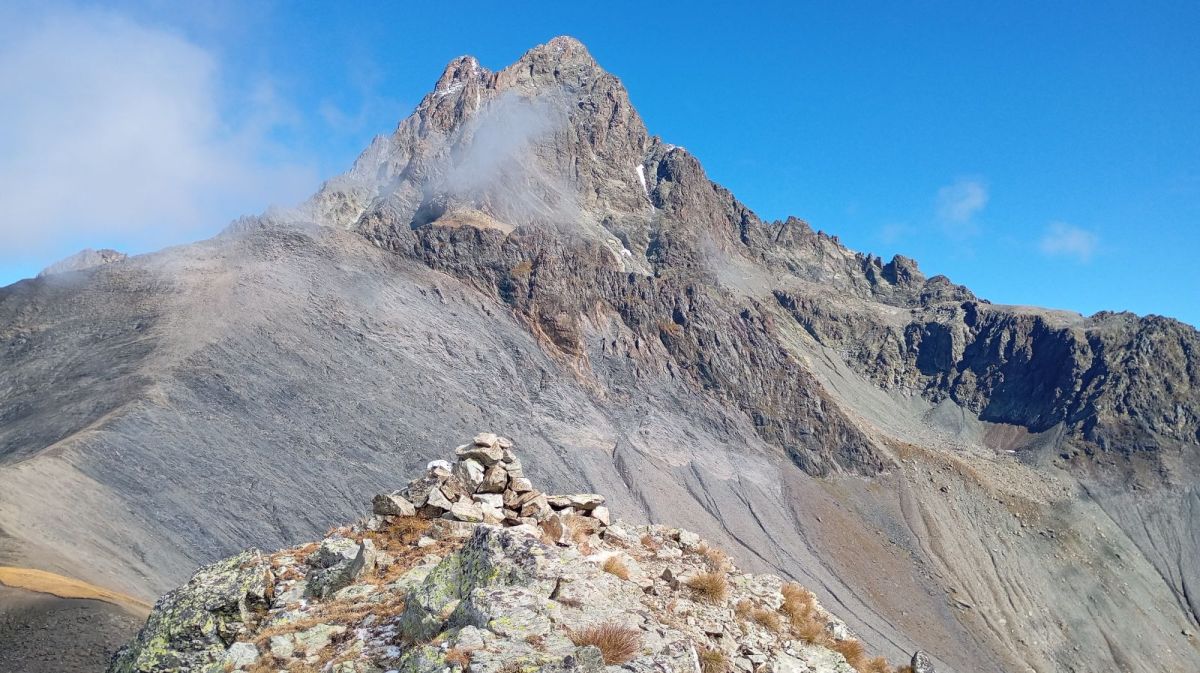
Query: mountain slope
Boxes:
[{"xmin": 1, "ymin": 36, "xmax": 1198, "ymax": 672}]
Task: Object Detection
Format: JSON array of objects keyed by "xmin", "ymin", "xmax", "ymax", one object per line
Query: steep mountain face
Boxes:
[{"xmin": 2, "ymin": 36, "xmax": 1199, "ymax": 673}]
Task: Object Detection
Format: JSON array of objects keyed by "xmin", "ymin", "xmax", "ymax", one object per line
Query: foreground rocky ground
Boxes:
[{"xmin": 110, "ymin": 434, "xmax": 929, "ymax": 673}]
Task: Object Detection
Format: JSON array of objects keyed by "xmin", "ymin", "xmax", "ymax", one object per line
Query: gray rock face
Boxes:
[{"xmin": 2, "ymin": 35, "xmax": 1199, "ymax": 673}]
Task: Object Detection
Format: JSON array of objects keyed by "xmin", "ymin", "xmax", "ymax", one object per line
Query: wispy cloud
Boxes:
[
  {"xmin": 0, "ymin": 5, "xmax": 319, "ymax": 262},
  {"xmin": 1039, "ymin": 222, "xmax": 1099, "ymax": 262},
  {"xmin": 935, "ymin": 178, "xmax": 989, "ymax": 235}
]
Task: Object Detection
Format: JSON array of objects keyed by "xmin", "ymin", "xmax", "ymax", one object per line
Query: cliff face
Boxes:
[{"xmin": 2, "ymin": 36, "xmax": 1199, "ymax": 673}]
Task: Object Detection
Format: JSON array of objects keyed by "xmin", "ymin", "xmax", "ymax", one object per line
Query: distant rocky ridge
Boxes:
[
  {"xmin": 110, "ymin": 434, "xmax": 928, "ymax": 673},
  {"xmin": 37, "ymin": 248, "xmax": 127, "ymax": 277}
]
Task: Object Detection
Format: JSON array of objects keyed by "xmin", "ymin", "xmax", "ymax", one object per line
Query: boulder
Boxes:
[
  {"xmin": 590, "ymin": 505, "xmax": 611, "ymax": 526},
  {"xmin": 912, "ymin": 651, "xmax": 936, "ymax": 673},
  {"xmin": 372, "ymin": 493, "xmax": 417, "ymax": 517},
  {"xmin": 546, "ymin": 494, "xmax": 605, "ymax": 511},
  {"xmin": 480, "ymin": 464, "xmax": 508, "ymax": 493},
  {"xmin": 509, "ymin": 476, "xmax": 534, "ymax": 493},
  {"xmin": 456, "ymin": 457, "xmax": 487, "ymax": 489},
  {"xmin": 305, "ymin": 538, "xmax": 377, "ymax": 599},
  {"xmin": 450, "ymin": 498, "xmax": 485, "ymax": 523},
  {"xmin": 108, "ymin": 551, "xmax": 273, "ymax": 673}
]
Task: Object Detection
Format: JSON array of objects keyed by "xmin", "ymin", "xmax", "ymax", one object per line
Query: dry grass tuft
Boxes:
[
  {"xmin": 749, "ymin": 607, "xmax": 782, "ymax": 633},
  {"xmin": 640, "ymin": 534, "xmax": 660, "ymax": 551},
  {"xmin": 794, "ymin": 613, "xmax": 826, "ymax": 645},
  {"xmin": 685, "ymin": 571, "xmax": 728, "ymax": 604},
  {"xmin": 861, "ymin": 656, "xmax": 891, "ymax": 673},
  {"xmin": 698, "ymin": 645, "xmax": 730, "ymax": 673},
  {"xmin": 831, "ymin": 639, "xmax": 866, "ymax": 670},
  {"xmin": 569, "ymin": 623, "xmax": 642, "ymax": 664},
  {"xmin": 445, "ymin": 647, "xmax": 472, "ymax": 668},
  {"xmin": 734, "ymin": 599, "xmax": 754, "ymax": 622},
  {"xmin": 696, "ymin": 543, "xmax": 729, "ymax": 571},
  {"xmin": 602, "ymin": 556, "xmax": 631, "ymax": 580}
]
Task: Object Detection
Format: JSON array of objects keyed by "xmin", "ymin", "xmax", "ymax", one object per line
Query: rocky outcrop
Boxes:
[
  {"xmin": 110, "ymin": 436, "xmax": 905, "ymax": 673},
  {"xmin": 37, "ymin": 248, "xmax": 127, "ymax": 277},
  {"xmin": 109, "ymin": 551, "xmax": 273, "ymax": 673}
]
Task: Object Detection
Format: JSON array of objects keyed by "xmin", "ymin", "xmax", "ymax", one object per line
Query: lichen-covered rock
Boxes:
[
  {"xmin": 398, "ymin": 525, "xmax": 555, "ymax": 642},
  {"xmin": 107, "ymin": 550, "xmax": 273, "ymax": 673},
  {"xmin": 306, "ymin": 537, "xmax": 377, "ymax": 598}
]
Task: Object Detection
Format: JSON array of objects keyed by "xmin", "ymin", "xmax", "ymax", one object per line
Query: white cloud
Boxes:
[
  {"xmin": 0, "ymin": 6, "xmax": 319, "ymax": 261},
  {"xmin": 1039, "ymin": 222, "xmax": 1099, "ymax": 262},
  {"xmin": 935, "ymin": 178, "xmax": 989, "ymax": 225}
]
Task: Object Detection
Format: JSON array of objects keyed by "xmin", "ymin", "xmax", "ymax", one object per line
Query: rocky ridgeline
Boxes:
[{"xmin": 109, "ymin": 435, "xmax": 929, "ymax": 673}]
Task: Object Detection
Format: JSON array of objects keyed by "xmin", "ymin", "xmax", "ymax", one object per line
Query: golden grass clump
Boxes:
[
  {"xmin": 698, "ymin": 645, "xmax": 730, "ymax": 673},
  {"xmin": 640, "ymin": 534, "xmax": 660, "ymax": 551},
  {"xmin": 569, "ymin": 623, "xmax": 642, "ymax": 664},
  {"xmin": 733, "ymin": 598, "xmax": 754, "ymax": 622},
  {"xmin": 696, "ymin": 543, "xmax": 730, "ymax": 570},
  {"xmin": 602, "ymin": 556, "xmax": 631, "ymax": 580},
  {"xmin": 861, "ymin": 656, "xmax": 891, "ymax": 673},
  {"xmin": 830, "ymin": 638, "xmax": 866, "ymax": 670},
  {"xmin": 445, "ymin": 647, "xmax": 472, "ymax": 668},
  {"xmin": 794, "ymin": 614, "xmax": 826, "ymax": 644},
  {"xmin": 749, "ymin": 607, "xmax": 783, "ymax": 633},
  {"xmin": 685, "ymin": 571, "xmax": 729, "ymax": 604}
]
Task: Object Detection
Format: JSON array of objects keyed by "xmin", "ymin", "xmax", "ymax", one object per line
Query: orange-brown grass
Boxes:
[
  {"xmin": 360, "ymin": 516, "xmax": 459, "ymax": 586},
  {"xmin": 640, "ymin": 534, "xmax": 660, "ymax": 551},
  {"xmin": 793, "ymin": 613, "xmax": 826, "ymax": 645},
  {"xmin": 602, "ymin": 556, "xmax": 631, "ymax": 580},
  {"xmin": 569, "ymin": 623, "xmax": 642, "ymax": 664},
  {"xmin": 894, "ymin": 666, "xmax": 914, "ymax": 673},
  {"xmin": 253, "ymin": 593, "xmax": 406, "ymax": 651},
  {"xmin": 445, "ymin": 647, "xmax": 472, "ymax": 668},
  {"xmin": 831, "ymin": 639, "xmax": 866, "ymax": 670},
  {"xmin": 733, "ymin": 599, "xmax": 754, "ymax": 622},
  {"xmin": 861, "ymin": 656, "xmax": 891, "ymax": 673},
  {"xmin": 749, "ymin": 607, "xmax": 782, "ymax": 633},
  {"xmin": 695, "ymin": 543, "xmax": 729, "ymax": 571},
  {"xmin": 685, "ymin": 571, "xmax": 728, "ymax": 604},
  {"xmin": 780, "ymin": 582, "xmax": 820, "ymax": 638},
  {"xmin": 698, "ymin": 645, "xmax": 730, "ymax": 673}
]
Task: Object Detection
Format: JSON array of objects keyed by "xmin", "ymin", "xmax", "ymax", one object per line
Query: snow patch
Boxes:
[{"xmin": 636, "ymin": 165, "xmax": 647, "ymax": 195}]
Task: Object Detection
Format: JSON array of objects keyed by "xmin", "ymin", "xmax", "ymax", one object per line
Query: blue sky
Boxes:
[{"xmin": 1, "ymin": 2, "xmax": 1197, "ymax": 326}]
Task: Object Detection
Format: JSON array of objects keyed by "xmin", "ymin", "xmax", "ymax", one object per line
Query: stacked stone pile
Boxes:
[{"xmin": 369, "ymin": 431, "xmax": 610, "ymax": 537}]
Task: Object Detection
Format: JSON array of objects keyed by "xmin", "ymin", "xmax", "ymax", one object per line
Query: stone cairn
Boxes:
[{"xmin": 368, "ymin": 432, "xmax": 610, "ymax": 542}]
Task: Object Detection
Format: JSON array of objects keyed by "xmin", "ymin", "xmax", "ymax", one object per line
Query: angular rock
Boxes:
[
  {"xmin": 108, "ymin": 551, "xmax": 273, "ymax": 673},
  {"xmin": 912, "ymin": 651, "xmax": 936, "ymax": 673},
  {"xmin": 450, "ymin": 498, "xmax": 485, "ymax": 523},
  {"xmin": 590, "ymin": 505, "xmax": 611, "ymax": 526},
  {"xmin": 373, "ymin": 492, "xmax": 417, "ymax": 517},
  {"xmin": 520, "ymin": 492, "xmax": 551, "ymax": 520},
  {"xmin": 480, "ymin": 464, "xmax": 508, "ymax": 493},
  {"xmin": 509, "ymin": 476, "xmax": 534, "ymax": 493},
  {"xmin": 456, "ymin": 457, "xmax": 486, "ymax": 489},
  {"xmin": 546, "ymin": 494, "xmax": 605, "ymax": 511},
  {"xmin": 305, "ymin": 537, "xmax": 377, "ymax": 599}
]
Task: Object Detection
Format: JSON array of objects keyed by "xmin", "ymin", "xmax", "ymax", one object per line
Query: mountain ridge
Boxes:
[{"xmin": 1, "ymin": 35, "xmax": 1198, "ymax": 673}]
